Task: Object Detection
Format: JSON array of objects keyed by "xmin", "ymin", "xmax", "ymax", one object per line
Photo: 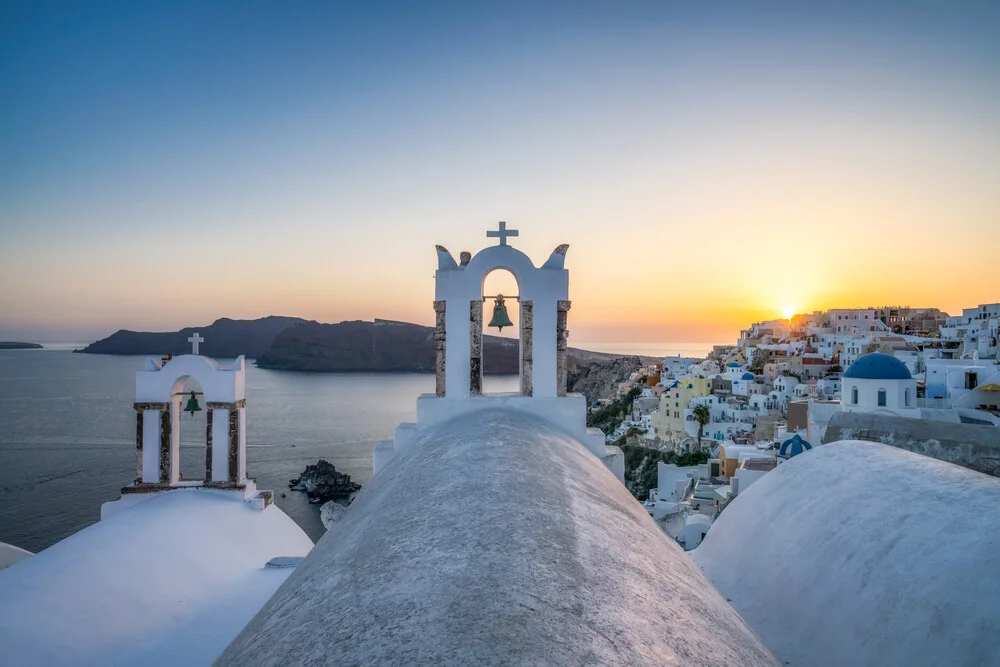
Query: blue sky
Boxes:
[{"xmin": 2, "ymin": 2, "xmax": 999, "ymax": 342}]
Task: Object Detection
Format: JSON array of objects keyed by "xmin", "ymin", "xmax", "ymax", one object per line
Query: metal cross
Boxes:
[
  {"xmin": 188, "ymin": 332, "xmax": 204, "ymax": 355},
  {"xmin": 487, "ymin": 221, "xmax": 519, "ymax": 246}
]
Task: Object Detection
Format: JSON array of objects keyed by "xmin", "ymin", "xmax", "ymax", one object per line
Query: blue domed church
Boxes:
[{"xmin": 841, "ymin": 352, "xmax": 920, "ymax": 418}]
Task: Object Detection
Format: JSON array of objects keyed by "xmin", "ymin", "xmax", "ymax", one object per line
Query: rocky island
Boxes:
[
  {"xmin": 256, "ymin": 318, "xmax": 630, "ymax": 373},
  {"xmin": 76, "ymin": 316, "xmax": 309, "ymax": 357},
  {"xmin": 79, "ymin": 315, "xmax": 631, "ymax": 375},
  {"xmin": 288, "ymin": 460, "xmax": 361, "ymax": 503},
  {"xmin": 0, "ymin": 342, "xmax": 43, "ymax": 349}
]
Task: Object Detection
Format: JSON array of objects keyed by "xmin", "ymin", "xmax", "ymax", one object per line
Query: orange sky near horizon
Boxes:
[{"xmin": 1, "ymin": 4, "xmax": 998, "ymax": 345}]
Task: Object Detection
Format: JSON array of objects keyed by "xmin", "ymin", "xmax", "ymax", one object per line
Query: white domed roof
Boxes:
[
  {"xmin": 693, "ymin": 442, "xmax": 1000, "ymax": 667},
  {"xmin": 0, "ymin": 490, "xmax": 312, "ymax": 666}
]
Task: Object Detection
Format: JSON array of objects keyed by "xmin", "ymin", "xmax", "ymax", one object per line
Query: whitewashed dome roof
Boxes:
[{"xmin": 219, "ymin": 410, "xmax": 778, "ymax": 666}]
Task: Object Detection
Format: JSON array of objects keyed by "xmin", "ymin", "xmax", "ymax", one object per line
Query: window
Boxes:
[
  {"xmin": 904, "ymin": 388, "xmax": 911, "ymax": 406},
  {"xmin": 852, "ymin": 387, "xmax": 859, "ymax": 404},
  {"xmin": 877, "ymin": 389, "xmax": 887, "ymax": 407},
  {"xmin": 966, "ymin": 372, "xmax": 978, "ymax": 390}
]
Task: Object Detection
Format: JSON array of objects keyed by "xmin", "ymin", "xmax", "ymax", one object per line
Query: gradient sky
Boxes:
[{"xmin": 2, "ymin": 1, "xmax": 998, "ymax": 344}]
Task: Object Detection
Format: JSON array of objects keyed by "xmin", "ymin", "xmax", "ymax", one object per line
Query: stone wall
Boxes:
[{"xmin": 823, "ymin": 412, "xmax": 1000, "ymax": 475}]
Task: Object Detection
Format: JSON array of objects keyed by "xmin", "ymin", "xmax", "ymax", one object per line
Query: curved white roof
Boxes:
[
  {"xmin": 0, "ymin": 490, "xmax": 312, "ymax": 666},
  {"xmin": 219, "ymin": 410, "xmax": 778, "ymax": 666},
  {"xmin": 693, "ymin": 441, "xmax": 1000, "ymax": 667},
  {"xmin": 0, "ymin": 541, "xmax": 33, "ymax": 570}
]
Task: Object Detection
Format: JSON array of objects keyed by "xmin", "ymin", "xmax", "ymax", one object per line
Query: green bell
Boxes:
[
  {"xmin": 183, "ymin": 391, "xmax": 201, "ymax": 416},
  {"xmin": 488, "ymin": 295, "xmax": 514, "ymax": 332}
]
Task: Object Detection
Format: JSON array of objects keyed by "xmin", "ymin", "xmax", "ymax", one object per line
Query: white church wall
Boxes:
[
  {"xmin": 372, "ymin": 441, "xmax": 395, "ymax": 471},
  {"xmin": 841, "ymin": 377, "xmax": 919, "ymax": 418},
  {"xmin": 142, "ymin": 410, "xmax": 161, "ymax": 482},
  {"xmin": 414, "ymin": 393, "xmax": 603, "ymax": 455},
  {"xmin": 442, "ymin": 300, "xmax": 472, "ymax": 398},
  {"xmin": 0, "ymin": 542, "xmax": 33, "ymax": 571},
  {"xmin": 602, "ymin": 445, "xmax": 626, "ymax": 483},
  {"xmin": 168, "ymin": 400, "xmax": 182, "ymax": 483},
  {"xmin": 135, "ymin": 355, "xmax": 245, "ymax": 404},
  {"xmin": 375, "ymin": 228, "xmax": 612, "ymax": 481},
  {"xmin": 435, "ymin": 242, "xmax": 568, "ymax": 399}
]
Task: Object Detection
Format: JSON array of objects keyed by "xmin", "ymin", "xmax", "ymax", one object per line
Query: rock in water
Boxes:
[
  {"xmin": 320, "ymin": 501, "xmax": 349, "ymax": 530},
  {"xmin": 288, "ymin": 460, "xmax": 361, "ymax": 502}
]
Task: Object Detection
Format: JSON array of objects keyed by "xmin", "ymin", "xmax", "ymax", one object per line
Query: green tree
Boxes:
[
  {"xmin": 692, "ymin": 404, "xmax": 711, "ymax": 451},
  {"xmin": 675, "ymin": 450, "xmax": 710, "ymax": 467}
]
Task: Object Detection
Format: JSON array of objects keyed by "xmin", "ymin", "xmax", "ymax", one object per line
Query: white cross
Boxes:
[
  {"xmin": 188, "ymin": 333, "xmax": 204, "ymax": 355},
  {"xmin": 487, "ymin": 221, "xmax": 519, "ymax": 246}
]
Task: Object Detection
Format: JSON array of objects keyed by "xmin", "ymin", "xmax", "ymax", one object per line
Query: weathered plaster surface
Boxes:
[
  {"xmin": 823, "ymin": 411, "xmax": 1000, "ymax": 471},
  {"xmin": 469, "ymin": 300, "xmax": 483, "ymax": 396},
  {"xmin": 556, "ymin": 299, "xmax": 570, "ymax": 396},
  {"xmin": 693, "ymin": 441, "xmax": 1000, "ymax": 667},
  {"xmin": 158, "ymin": 410, "xmax": 170, "ymax": 483},
  {"xmin": 520, "ymin": 300, "xmax": 533, "ymax": 396},
  {"xmin": 434, "ymin": 300, "xmax": 446, "ymax": 397},
  {"xmin": 218, "ymin": 411, "xmax": 778, "ymax": 667}
]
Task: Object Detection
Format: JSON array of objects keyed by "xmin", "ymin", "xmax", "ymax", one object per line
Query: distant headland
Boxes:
[
  {"xmin": 76, "ymin": 316, "xmax": 639, "ymax": 374},
  {"xmin": 0, "ymin": 342, "xmax": 43, "ymax": 350}
]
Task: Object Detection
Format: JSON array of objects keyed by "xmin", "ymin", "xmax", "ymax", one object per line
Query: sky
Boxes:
[{"xmin": 1, "ymin": 1, "xmax": 998, "ymax": 345}]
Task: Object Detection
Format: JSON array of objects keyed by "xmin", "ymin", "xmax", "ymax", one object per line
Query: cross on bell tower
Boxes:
[
  {"xmin": 486, "ymin": 221, "xmax": 519, "ymax": 246},
  {"xmin": 188, "ymin": 333, "xmax": 204, "ymax": 355}
]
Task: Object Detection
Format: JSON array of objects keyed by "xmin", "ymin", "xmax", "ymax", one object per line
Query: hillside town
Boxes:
[{"xmin": 595, "ymin": 302, "xmax": 1000, "ymax": 549}]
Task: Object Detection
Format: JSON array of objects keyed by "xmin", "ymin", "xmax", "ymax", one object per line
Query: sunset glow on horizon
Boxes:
[{"xmin": 2, "ymin": 2, "xmax": 998, "ymax": 345}]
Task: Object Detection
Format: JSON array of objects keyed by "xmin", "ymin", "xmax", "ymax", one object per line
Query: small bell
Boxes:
[
  {"xmin": 488, "ymin": 294, "xmax": 514, "ymax": 332},
  {"xmin": 183, "ymin": 391, "xmax": 202, "ymax": 416}
]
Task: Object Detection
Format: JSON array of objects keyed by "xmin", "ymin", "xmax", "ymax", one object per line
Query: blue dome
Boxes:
[
  {"xmin": 727, "ymin": 362, "xmax": 740, "ymax": 368},
  {"xmin": 844, "ymin": 353, "xmax": 911, "ymax": 380},
  {"xmin": 779, "ymin": 434, "xmax": 812, "ymax": 458},
  {"xmin": 741, "ymin": 372, "xmax": 755, "ymax": 381}
]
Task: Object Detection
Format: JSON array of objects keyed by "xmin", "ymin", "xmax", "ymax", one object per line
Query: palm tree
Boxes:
[{"xmin": 692, "ymin": 404, "xmax": 711, "ymax": 451}]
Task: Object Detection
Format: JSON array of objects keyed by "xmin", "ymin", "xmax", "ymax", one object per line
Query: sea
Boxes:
[{"xmin": 0, "ymin": 342, "xmax": 715, "ymax": 552}]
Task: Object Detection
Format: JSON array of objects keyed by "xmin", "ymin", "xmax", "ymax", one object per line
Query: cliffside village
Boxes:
[{"xmin": 597, "ymin": 302, "xmax": 1000, "ymax": 549}]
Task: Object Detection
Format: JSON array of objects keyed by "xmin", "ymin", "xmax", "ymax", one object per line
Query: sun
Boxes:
[{"xmin": 782, "ymin": 305, "xmax": 796, "ymax": 320}]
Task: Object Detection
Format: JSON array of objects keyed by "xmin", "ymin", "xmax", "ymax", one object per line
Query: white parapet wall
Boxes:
[{"xmin": 374, "ymin": 393, "xmax": 613, "ymax": 477}]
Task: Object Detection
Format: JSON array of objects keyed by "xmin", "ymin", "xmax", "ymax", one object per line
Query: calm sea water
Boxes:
[
  {"xmin": 573, "ymin": 342, "xmax": 720, "ymax": 357},
  {"xmin": 0, "ymin": 349, "xmax": 520, "ymax": 552},
  {"xmin": 0, "ymin": 341, "xmax": 718, "ymax": 552}
]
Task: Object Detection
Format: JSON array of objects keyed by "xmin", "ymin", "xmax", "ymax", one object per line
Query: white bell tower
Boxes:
[
  {"xmin": 373, "ymin": 223, "xmax": 612, "ymax": 475},
  {"xmin": 116, "ymin": 336, "xmax": 272, "ymax": 509}
]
